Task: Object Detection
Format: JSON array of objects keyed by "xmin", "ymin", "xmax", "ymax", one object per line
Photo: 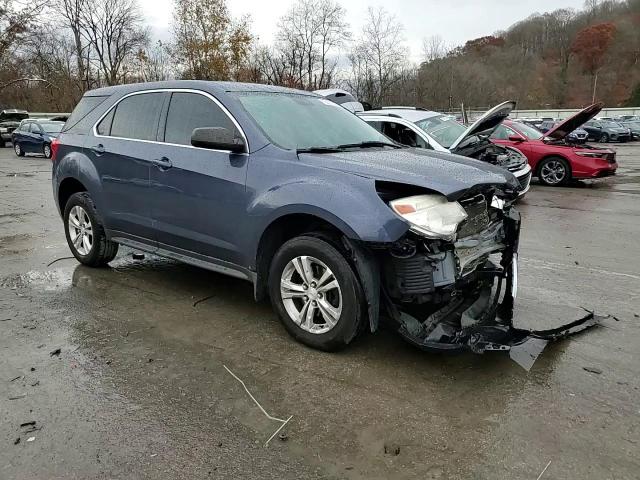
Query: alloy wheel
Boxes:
[
  {"xmin": 280, "ymin": 255, "xmax": 342, "ymax": 334},
  {"xmin": 14, "ymin": 143, "xmax": 21, "ymax": 156},
  {"xmin": 68, "ymin": 205, "xmax": 93, "ymax": 255},
  {"xmin": 540, "ymin": 160, "xmax": 566, "ymax": 185},
  {"xmin": 43, "ymin": 144, "xmax": 51, "ymax": 158}
]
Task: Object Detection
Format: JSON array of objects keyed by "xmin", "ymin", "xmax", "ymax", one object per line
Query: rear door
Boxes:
[
  {"xmin": 89, "ymin": 91, "xmax": 167, "ymax": 244},
  {"xmin": 149, "ymin": 90, "xmax": 249, "ymax": 265},
  {"xmin": 29, "ymin": 123, "xmax": 45, "ymax": 153}
]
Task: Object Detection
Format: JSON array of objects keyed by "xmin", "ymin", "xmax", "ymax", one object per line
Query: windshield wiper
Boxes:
[
  {"xmin": 336, "ymin": 141, "xmax": 400, "ymax": 149},
  {"xmin": 296, "ymin": 146, "xmax": 342, "ymax": 154}
]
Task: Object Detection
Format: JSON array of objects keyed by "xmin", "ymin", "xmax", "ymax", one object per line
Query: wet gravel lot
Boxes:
[{"xmin": 1, "ymin": 144, "xmax": 639, "ymax": 479}]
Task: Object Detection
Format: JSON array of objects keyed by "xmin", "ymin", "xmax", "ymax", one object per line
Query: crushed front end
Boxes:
[{"xmin": 364, "ymin": 186, "xmax": 601, "ymax": 369}]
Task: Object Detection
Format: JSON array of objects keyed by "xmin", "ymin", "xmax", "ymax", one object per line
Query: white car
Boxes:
[{"xmin": 358, "ymin": 102, "xmax": 532, "ymax": 197}]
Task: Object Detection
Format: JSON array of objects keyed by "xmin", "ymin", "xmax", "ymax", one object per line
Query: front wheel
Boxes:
[
  {"xmin": 64, "ymin": 192, "xmax": 118, "ymax": 267},
  {"xmin": 43, "ymin": 143, "xmax": 52, "ymax": 159},
  {"xmin": 538, "ymin": 157, "xmax": 571, "ymax": 186},
  {"xmin": 268, "ymin": 235, "xmax": 363, "ymax": 351},
  {"xmin": 599, "ymin": 133, "xmax": 609, "ymax": 143},
  {"xmin": 14, "ymin": 142, "xmax": 24, "ymax": 157}
]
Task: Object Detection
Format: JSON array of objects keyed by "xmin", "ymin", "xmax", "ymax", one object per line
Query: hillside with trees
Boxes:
[{"xmin": 0, "ymin": 0, "xmax": 638, "ymax": 111}]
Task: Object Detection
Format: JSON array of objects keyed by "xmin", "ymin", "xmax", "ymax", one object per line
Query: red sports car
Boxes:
[{"xmin": 491, "ymin": 104, "xmax": 617, "ymax": 186}]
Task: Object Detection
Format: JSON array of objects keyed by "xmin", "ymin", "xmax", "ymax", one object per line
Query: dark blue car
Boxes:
[
  {"xmin": 52, "ymin": 81, "xmax": 532, "ymax": 354},
  {"xmin": 12, "ymin": 119, "xmax": 64, "ymax": 158}
]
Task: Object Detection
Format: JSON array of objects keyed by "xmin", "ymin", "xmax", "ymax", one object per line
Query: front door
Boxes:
[
  {"xmin": 87, "ymin": 91, "xmax": 167, "ymax": 243},
  {"xmin": 149, "ymin": 91, "xmax": 249, "ymax": 265}
]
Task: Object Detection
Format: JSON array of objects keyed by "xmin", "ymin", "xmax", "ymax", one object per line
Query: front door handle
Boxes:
[
  {"xmin": 90, "ymin": 144, "xmax": 105, "ymax": 155},
  {"xmin": 152, "ymin": 156, "xmax": 172, "ymax": 170}
]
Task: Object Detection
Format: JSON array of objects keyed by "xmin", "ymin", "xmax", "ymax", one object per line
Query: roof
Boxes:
[
  {"xmin": 359, "ymin": 108, "xmax": 442, "ymax": 123},
  {"xmin": 85, "ymin": 80, "xmax": 315, "ymax": 98}
]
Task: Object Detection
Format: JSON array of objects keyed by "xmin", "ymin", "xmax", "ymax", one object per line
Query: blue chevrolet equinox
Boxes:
[{"xmin": 53, "ymin": 81, "xmax": 525, "ymax": 353}]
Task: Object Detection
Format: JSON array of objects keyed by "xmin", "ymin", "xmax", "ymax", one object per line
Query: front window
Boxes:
[
  {"xmin": 414, "ymin": 115, "xmax": 466, "ymax": 149},
  {"xmin": 511, "ymin": 122, "xmax": 544, "ymax": 140},
  {"xmin": 233, "ymin": 92, "xmax": 388, "ymax": 150}
]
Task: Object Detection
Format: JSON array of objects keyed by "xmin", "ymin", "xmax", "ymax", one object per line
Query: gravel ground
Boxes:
[{"xmin": 1, "ymin": 143, "xmax": 639, "ymax": 479}]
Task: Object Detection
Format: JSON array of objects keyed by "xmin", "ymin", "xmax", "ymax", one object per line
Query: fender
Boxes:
[{"xmin": 53, "ymin": 148, "xmax": 104, "ymax": 216}]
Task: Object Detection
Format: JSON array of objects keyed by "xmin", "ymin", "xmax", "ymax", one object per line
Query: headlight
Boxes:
[
  {"xmin": 389, "ymin": 194, "xmax": 468, "ymax": 240},
  {"xmin": 575, "ymin": 151, "xmax": 606, "ymax": 158}
]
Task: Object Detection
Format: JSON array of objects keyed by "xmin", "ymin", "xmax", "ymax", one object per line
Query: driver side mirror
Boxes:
[
  {"xmin": 508, "ymin": 134, "xmax": 524, "ymax": 142},
  {"xmin": 191, "ymin": 127, "xmax": 245, "ymax": 153}
]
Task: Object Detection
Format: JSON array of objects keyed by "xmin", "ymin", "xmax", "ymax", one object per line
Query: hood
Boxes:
[
  {"xmin": 449, "ymin": 101, "xmax": 515, "ymax": 153},
  {"xmin": 545, "ymin": 103, "xmax": 603, "ymax": 140},
  {"xmin": 298, "ymin": 148, "xmax": 520, "ymax": 201}
]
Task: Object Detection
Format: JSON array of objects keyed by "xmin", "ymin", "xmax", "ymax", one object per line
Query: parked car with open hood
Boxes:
[
  {"xmin": 491, "ymin": 103, "xmax": 617, "ymax": 186},
  {"xmin": 358, "ymin": 102, "xmax": 532, "ymax": 197},
  {"xmin": 0, "ymin": 109, "xmax": 29, "ymax": 146}
]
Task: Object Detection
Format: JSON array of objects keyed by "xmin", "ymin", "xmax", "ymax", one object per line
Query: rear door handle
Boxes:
[
  {"xmin": 90, "ymin": 144, "xmax": 105, "ymax": 155},
  {"xmin": 151, "ymin": 156, "xmax": 172, "ymax": 170}
]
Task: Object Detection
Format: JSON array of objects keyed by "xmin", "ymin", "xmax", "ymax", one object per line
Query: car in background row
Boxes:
[
  {"xmin": 582, "ymin": 119, "xmax": 631, "ymax": 143},
  {"xmin": 538, "ymin": 119, "xmax": 589, "ymax": 144},
  {"xmin": 313, "ymin": 88, "xmax": 365, "ymax": 113},
  {"xmin": 615, "ymin": 115, "xmax": 639, "ymax": 122},
  {"xmin": 11, "ymin": 119, "xmax": 64, "ymax": 158},
  {"xmin": 0, "ymin": 109, "xmax": 29, "ymax": 146},
  {"xmin": 358, "ymin": 102, "xmax": 532, "ymax": 197},
  {"xmin": 620, "ymin": 120, "xmax": 640, "ymax": 140},
  {"xmin": 490, "ymin": 104, "xmax": 617, "ymax": 186}
]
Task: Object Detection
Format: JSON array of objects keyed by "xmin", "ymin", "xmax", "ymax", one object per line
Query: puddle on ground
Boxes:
[{"xmin": 1, "ymin": 268, "xmax": 74, "ymax": 292}]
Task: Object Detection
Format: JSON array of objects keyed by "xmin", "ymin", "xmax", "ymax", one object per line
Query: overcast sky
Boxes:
[{"xmin": 140, "ymin": 0, "xmax": 587, "ymax": 61}]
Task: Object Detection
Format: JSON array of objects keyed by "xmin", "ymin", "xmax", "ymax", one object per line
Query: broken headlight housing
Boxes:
[{"xmin": 389, "ymin": 194, "xmax": 468, "ymax": 241}]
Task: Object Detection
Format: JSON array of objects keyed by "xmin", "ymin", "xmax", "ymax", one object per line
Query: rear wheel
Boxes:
[
  {"xmin": 64, "ymin": 192, "xmax": 118, "ymax": 267},
  {"xmin": 599, "ymin": 133, "xmax": 609, "ymax": 143},
  {"xmin": 268, "ymin": 235, "xmax": 363, "ymax": 351},
  {"xmin": 538, "ymin": 157, "xmax": 571, "ymax": 186},
  {"xmin": 14, "ymin": 142, "xmax": 24, "ymax": 157}
]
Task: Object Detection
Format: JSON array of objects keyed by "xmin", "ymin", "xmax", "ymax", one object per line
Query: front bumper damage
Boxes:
[{"xmin": 350, "ymin": 191, "xmax": 602, "ymax": 370}]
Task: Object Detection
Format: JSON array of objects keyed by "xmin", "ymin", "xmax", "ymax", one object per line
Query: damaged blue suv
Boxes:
[{"xmin": 53, "ymin": 81, "xmax": 529, "ymax": 354}]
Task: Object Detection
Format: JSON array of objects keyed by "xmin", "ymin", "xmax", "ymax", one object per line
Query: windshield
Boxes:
[
  {"xmin": 233, "ymin": 92, "xmax": 389, "ymax": 150},
  {"xmin": 414, "ymin": 115, "xmax": 466, "ymax": 149},
  {"xmin": 512, "ymin": 122, "xmax": 544, "ymax": 140},
  {"xmin": 602, "ymin": 121, "xmax": 622, "ymax": 128},
  {"xmin": 41, "ymin": 122, "xmax": 63, "ymax": 134}
]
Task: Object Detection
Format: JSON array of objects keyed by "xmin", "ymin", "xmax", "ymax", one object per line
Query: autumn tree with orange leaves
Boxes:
[{"xmin": 571, "ymin": 22, "xmax": 617, "ymax": 102}]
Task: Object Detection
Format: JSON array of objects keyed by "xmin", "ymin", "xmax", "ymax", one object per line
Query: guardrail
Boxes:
[{"xmin": 446, "ymin": 106, "xmax": 640, "ymax": 120}]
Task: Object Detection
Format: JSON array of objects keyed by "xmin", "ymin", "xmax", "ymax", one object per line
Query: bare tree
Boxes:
[
  {"xmin": 275, "ymin": 0, "xmax": 350, "ymax": 90},
  {"xmin": 348, "ymin": 7, "xmax": 405, "ymax": 106},
  {"xmin": 80, "ymin": 0, "xmax": 148, "ymax": 85},
  {"xmin": 422, "ymin": 35, "xmax": 450, "ymax": 63},
  {"xmin": 55, "ymin": 0, "xmax": 91, "ymax": 89}
]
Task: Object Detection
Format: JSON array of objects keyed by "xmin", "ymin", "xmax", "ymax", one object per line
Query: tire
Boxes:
[
  {"xmin": 63, "ymin": 192, "xmax": 118, "ymax": 267},
  {"xmin": 43, "ymin": 143, "xmax": 52, "ymax": 159},
  {"xmin": 537, "ymin": 157, "xmax": 571, "ymax": 186},
  {"xmin": 14, "ymin": 142, "xmax": 24, "ymax": 157},
  {"xmin": 599, "ymin": 133, "xmax": 609, "ymax": 143},
  {"xmin": 268, "ymin": 235, "xmax": 363, "ymax": 351}
]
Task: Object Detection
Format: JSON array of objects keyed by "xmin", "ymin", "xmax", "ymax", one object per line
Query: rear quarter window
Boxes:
[{"xmin": 63, "ymin": 95, "xmax": 109, "ymax": 132}]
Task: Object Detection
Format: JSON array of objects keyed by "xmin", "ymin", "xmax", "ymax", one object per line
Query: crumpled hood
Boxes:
[{"xmin": 298, "ymin": 147, "xmax": 520, "ymax": 201}]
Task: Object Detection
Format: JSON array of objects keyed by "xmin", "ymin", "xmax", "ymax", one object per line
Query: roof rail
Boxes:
[
  {"xmin": 381, "ymin": 106, "xmax": 427, "ymax": 111},
  {"xmin": 358, "ymin": 112, "xmax": 402, "ymax": 118}
]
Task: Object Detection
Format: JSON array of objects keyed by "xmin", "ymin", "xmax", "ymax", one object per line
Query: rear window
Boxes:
[
  {"xmin": 109, "ymin": 92, "xmax": 164, "ymax": 141},
  {"xmin": 64, "ymin": 96, "xmax": 108, "ymax": 131}
]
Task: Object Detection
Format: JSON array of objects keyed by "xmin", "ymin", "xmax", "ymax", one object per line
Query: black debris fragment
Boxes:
[
  {"xmin": 30, "ymin": 367, "xmax": 35, "ymax": 372},
  {"xmin": 132, "ymin": 253, "xmax": 145, "ymax": 260},
  {"xmin": 583, "ymin": 366, "xmax": 603, "ymax": 375},
  {"xmin": 20, "ymin": 421, "xmax": 36, "ymax": 427},
  {"xmin": 9, "ymin": 375, "xmax": 23, "ymax": 382},
  {"xmin": 574, "ymin": 261, "xmax": 579, "ymax": 265},
  {"xmin": 0, "ymin": 318, "xmax": 11, "ymax": 321},
  {"xmin": 384, "ymin": 444, "xmax": 401, "ymax": 456},
  {"xmin": 193, "ymin": 294, "xmax": 216, "ymax": 307},
  {"xmin": 49, "ymin": 348, "xmax": 61, "ymax": 357},
  {"xmin": 46, "ymin": 256, "xmax": 75, "ymax": 267},
  {"xmin": 30, "ymin": 381, "xmax": 39, "ymax": 387},
  {"xmin": 278, "ymin": 432, "xmax": 288, "ymax": 442},
  {"xmin": 9, "ymin": 394, "xmax": 26, "ymax": 400},
  {"xmin": 14, "ymin": 437, "xmax": 20, "ymax": 445}
]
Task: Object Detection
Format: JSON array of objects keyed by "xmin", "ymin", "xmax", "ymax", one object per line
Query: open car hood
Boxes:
[
  {"xmin": 545, "ymin": 103, "xmax": 603, "ymax": 140},
  {"xmin": 449, "ymin": 101, "xmax": 515, "ymax": 153}
]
